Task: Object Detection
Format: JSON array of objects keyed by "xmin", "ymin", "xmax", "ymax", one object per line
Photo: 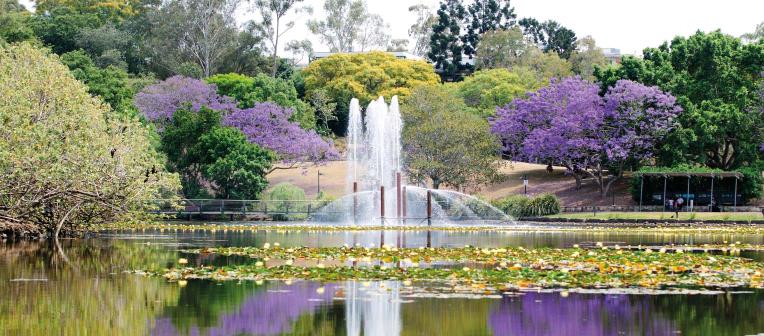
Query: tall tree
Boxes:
[
  {"xmin": 568, "ymin": 35, "xmax": 607, "ymax": 80},
  {"xmin": 387, "ymin": 38, "xmax": 409, "ymax": 52},
  {"xmin": 462, "ymin": 0, "xmax": 515, "ymax": 61},
  {"xmin": 356, "ymin": 14, "xmax": 390, "ymax": 51},
  {"xmin": 427, "ymin": 0, "xmax": 467, "ymax": 81},
  {"xmin": 519, "ymin": 18, "xmax": 577, "ymax": 59},
  {"xmin": 306, "ymin": 0, "xmax": 387, "ymax": 52},
  {"xmin": 741, "ymin": 21, "xmax": 764, "ymax": 43},
  {"xmin": 403, "ymin": 85, "xmax": 504, "ymax": 190},
  {"xmin": 252, "ymin": 0, "xmax": 304, "ymax": 77},
  {"xmin": 147, "ymin": 0, "xmax": 240, "ymax": 78},
  {"xmin": 408, "ymin": 4, "xmax": 436, "ymax": 57},
  {"xmin": 285, "ymin": 38, "xmax": 312, "ymax": 64},
  {"xmin": 474, "ymin": 27, "xmax": 527, "ymax": 69}
]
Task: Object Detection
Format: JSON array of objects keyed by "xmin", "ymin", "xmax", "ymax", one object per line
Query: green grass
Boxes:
[{"xmin": 547, "ymin": 211, "xmax": 764, "ymax": 222}]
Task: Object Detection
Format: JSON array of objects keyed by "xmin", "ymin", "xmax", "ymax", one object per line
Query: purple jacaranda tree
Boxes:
[
  {"xmin": 492, "ymin": 77, "xmax": 681, "ymax": 196},
  {"xmin": 135, "ymin": 76, "xmax": 338, "ymax": 167},
  {"xmin": 134, "ymin": 76, "xmax": 238, "ymax": 122}
]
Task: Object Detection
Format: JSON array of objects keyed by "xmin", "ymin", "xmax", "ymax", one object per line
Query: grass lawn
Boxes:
[{"xmin": 547, "ymin": 211, "xmax": 764, "ymax": 222}]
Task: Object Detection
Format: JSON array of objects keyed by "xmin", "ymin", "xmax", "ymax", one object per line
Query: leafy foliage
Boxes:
[
  {"xmin": 136, "ymin": 76, "xmax": 338, "ymax": 165},
  {"xmin": 518, "ymin": 18, "xmax": 577, "ymax": 59},
  {"xmin": 594, "ymin": 31, "xmax": 764, "ymax": 170},
  {"xmin": 306, "ymin": 0, "xmax": 389, "ymax": 52},
  {"xmin": 402, "ymin": 85, "xmax": 504, "ymax": 190},
  {"xmin": 161, "ymin": 107, "xmax": 273, "ymax": 199},
  {"xmin": 427, "ymin": 0, "xmax": 468, "ymax": 82},
  {"xmin": 0, "ymin": 43, "xmax": 179, "ymax": 235},
  {"xmin": 493, "ymin": 77, "xmax": 682, "ymax": 195},
  {"xmin": 302, "ymin": 51, "xmax": 440, "ymax": 135},
  {"xmin": 492, "ymin": 193, "xmax": 561, "ymax": 218},
  {"xmin": 206, "ymin": 72, "xmax": 316, "ymax": 129},
  {"xmin": 60, "ymin": 49, "xmax": 135, "ymax": 116},
  {"xmin": 462, "ymin": 0, "xmax": 516, "ymax": 62},
  {"xmin": 452, "ymin": 68, "xmax": 542, "ymax": 116}
]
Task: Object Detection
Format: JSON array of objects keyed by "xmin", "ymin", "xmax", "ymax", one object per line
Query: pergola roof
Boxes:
[{"xmin": 636, "ymin": 172, "xmax": 744, "ymax": 179}]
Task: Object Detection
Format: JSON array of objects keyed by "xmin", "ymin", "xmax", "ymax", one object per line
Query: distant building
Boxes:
[
  {"xmin": 602, "ymin": 48, "xmax": 621, "ymax": 64},
  {"xmin": 310, "ymin": 51, "xmax": 425, "ymax": 63}
]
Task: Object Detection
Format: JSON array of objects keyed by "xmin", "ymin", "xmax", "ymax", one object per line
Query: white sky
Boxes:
[{"xmin": 20, "ymin": 0, "xmax": 764, "ymax": 57}]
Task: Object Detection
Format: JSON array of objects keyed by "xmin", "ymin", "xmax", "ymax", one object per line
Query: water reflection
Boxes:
[{"xmin": 2, "ymin": 230, "xmax": 764, "ymax": 335}]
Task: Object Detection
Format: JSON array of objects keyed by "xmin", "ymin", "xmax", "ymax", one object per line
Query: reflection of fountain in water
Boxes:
[
  {"xmin": 313, "ymin": 96, "xmax": 512, "ymax": 225},
  {"xmin": 346, "ymin": 281, "xmax": 401, "ymax": 336}
]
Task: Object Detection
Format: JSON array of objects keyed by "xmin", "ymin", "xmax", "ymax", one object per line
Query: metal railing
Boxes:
[
  {"xmin": 144, "ymin": 199, "xmax": 334, "ymax": 217},
  {"xmin": 561, "ymin": 205, "xmax": 764, "ymax": 213}
]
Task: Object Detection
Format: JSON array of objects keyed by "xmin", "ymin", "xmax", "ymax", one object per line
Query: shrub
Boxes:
[
  {"xmin": 265, "ymin": 183, "xmax": 306, "ymax": 220},
  {"xmin": 491, "ymin": 193, "xmax": 561, "ymax": 218},
  {"xmin": 525, "ymin": 193, "xmax": 562, "ymax": 217},
  {"xmin": 491, "ymin": 195, "xmax": 530, "ymax": 218}
]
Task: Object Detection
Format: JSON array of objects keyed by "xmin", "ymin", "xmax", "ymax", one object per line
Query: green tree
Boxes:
[
  {"xmin": 0, "ymin": 42, "xmax": 179, "ymax": 236},
  {"xmin": 408, "ymin": 3, "xmax": 436, "ymax": 57},
  {"xmin": 252, "ymin": 0, "xmax": 304, "ymax": 77},
  {"xmin": 28, "ymin": 6, "xmax": 103, "ymax": 54},
  {"xmin": 206, "ymin": 72, "xmax": 316, "ymax": 129},
  {"xmin": 452, "ymin": 68, "xmax": 541, "ymax": 116},
  {"xmin": 516, "ymin": 47, "xmax": 573, "ymax": 82},
  {"xmin": 462, "ymin": 0, "xmax": 515, "ymax": 61},
  {"xmin": 160, "ymin": 107, "xmax": 273, "ymax": 199},
  {"xmin": 474, "ymin": 27, "xmax": 527, "ymax": 70},
  {"xmin": 427, "ymin": 0, "xmax": 468, "ymax": 82},
  {"xmin": 0, "ymin": 1, "xmax": 34, "ymax": 43},
  {"xmin": 569, "ymin": 35, "xmax": 607, "ymax": 80},
  {"xmin": 34, "ymin": 0, "xmax": 146, "ymax": 22},
  {"xmin": 306, "ymin": 0, "xmax": 389, "ymax": 52},
  {"xmin": 196, "ymin": 127, "xmax": 272, "ymax": 199},
  {"xmin": 402, "ymin": 85, "xmax": 504, "ymax": 189},
  {"xmin": 519, "ymin": 18, "xmax": 577, "ymax": 59},
  {"xmin": 741, "ymin": 21, "xmax": 764, "ymax": 43},
  {"xmin": 594, "ymin": 30, "xmax": 764, "ymax": 170},
  {"xmin": 302, "ymin": 51, "xmax": 440, "ymax": 135},
  {"xmin": 60, "ymin": 49, "xmax": 135, "ymax": 115},
  {"xmin": 146, "ymin": 0, "xmax": 240, "ymax": 78}
]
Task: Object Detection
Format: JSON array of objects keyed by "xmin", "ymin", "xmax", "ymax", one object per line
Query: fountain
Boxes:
[{"xmin": 314, "ymin": 96, "xmax": 511, "ymax": 225}]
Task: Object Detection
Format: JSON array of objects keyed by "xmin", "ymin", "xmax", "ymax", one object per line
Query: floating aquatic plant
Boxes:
[{"xmin": 135, "ymin": 245, "xmax": 764, "ymax": 290}]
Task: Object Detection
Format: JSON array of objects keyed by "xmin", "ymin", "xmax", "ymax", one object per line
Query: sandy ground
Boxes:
[{"xmin": 267, "ymin": 160, "xmax": 636, "ymax": 206}]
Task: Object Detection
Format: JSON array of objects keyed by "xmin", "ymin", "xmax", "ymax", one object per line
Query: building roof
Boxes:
[
  {"xmin": 636, "ymin": 172, "xmax": 744, "ymax": 178},
  {"xmin": 311, "ymin": 51, "xmax": 425, "ymax": 62}
]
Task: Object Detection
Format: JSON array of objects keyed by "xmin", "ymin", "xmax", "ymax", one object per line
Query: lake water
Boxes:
[{"xmin": 1, "ymin": 226, "xmax": 763, "ymax": 335}]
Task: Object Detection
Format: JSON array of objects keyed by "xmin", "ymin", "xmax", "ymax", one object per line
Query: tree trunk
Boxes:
[
  {"xmin": 432, "ymin": 177, "xmax": 441, "ymax": 190},
  {"xmin": 271, "ymin": 17, "xmax": 280, "ymax": 78}
]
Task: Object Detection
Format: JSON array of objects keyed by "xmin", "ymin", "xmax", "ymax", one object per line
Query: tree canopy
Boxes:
[
  {"xmin": 206, "ymin": 72, "xmax": 315, "ymax": 129},
  {"xmin": 161, "ymin": 107, "xmax": 273, "ymax": 199},
  {"xmin": 0, "ymin": 43, "xmax": 179, "ymax": 236},
  {"xmin": 302, "ymin": 51, "xmax": 440, "ymax": 134},
  {"xmin": 135, "ymin": 75, "xmax": 338, "ymax": 165},
  {"xmin": 492, "ymin": 77, "xmax": 682, "ymax": 195},
  {"xmin": 403, "ymin": 85, "xmax": 504, "ymax": 190},
  {"xmin": 595, "ymin": 30, "xmax": 764, "ymax": 170}
]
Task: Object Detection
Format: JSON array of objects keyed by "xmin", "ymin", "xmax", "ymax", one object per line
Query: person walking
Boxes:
[{"xmin": 675, "ymin": 196, "xmax": 684, "ymax": 218}]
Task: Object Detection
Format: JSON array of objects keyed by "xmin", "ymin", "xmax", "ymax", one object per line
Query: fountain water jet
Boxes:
[{"xmin": 313, "ymin": 96, "xmax": 512, "ymax": 225}]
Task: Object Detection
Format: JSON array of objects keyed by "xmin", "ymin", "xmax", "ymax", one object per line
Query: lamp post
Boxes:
[{"xmin": 317, "ymin": 170, "xmax": 324, "ymax": 195}]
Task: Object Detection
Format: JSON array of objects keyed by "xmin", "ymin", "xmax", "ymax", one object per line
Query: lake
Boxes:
[{"xmin": 1, "ymin": 225, "xmax": 763, "ymax": 335}]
